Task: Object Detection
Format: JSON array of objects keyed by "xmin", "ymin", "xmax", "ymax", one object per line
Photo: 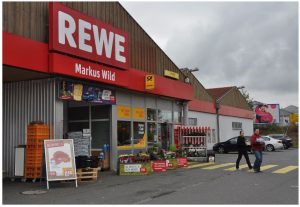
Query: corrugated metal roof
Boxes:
[{"xmin": 206, "ymin": 87, "xmax": 234, "ymax": 100}]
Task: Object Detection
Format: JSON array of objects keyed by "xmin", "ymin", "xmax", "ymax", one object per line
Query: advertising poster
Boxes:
[
  {"xmin": 59, "ymin": 81, "xmax": 116, "ymax": 104},
  {"xmin": 254, "ymin": 103, "xmax": 280, "ymax": 124},
  {"xmin": 133, "ymin": 108, "xmax": 145, "ymax": 120},
  {"xmin": 44, "ymin": 139, "xmax": 77, "ymax": 181},
  {"xmin": 60, "ymin": 81, "xmax": 74, "ymax": 100},
  {"xmin": 133, "ymin": 122, "xmax": 146, "ymax": 148}
]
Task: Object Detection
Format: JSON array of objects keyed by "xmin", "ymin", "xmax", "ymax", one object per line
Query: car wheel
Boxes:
[
  {"xmin": 266, "ymin": 144, "xmax": 274, "ymax": 152},
  {"xmin": 283, "ymin": 144, "xmax": 287, "ymax": 149},
  {"xmin": 218, "ymin": 146, "xmax": 225, "ymax": 154}
]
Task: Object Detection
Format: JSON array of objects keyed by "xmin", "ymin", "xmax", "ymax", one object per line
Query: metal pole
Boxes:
[{"xmin": 216, "ymin": 108, "xmax": 220, "ymax": 143}]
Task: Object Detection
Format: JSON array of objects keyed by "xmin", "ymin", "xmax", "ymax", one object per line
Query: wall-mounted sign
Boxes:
[
  {"xmin": 50, "ymin": 53, "xmax": 128, "ymax": 87},
  {"xmin": 117, "ymin": 105, "xmax": 131, "ymax": 119},
  {"xmin": 164, "ymin": 70, "xmax": 179, "ymax": 80},
  {"xmin": 49, "ymin": 2, "xmax": 129, "ymax": 70},
  {"xmin": 133, "ymin": 108, "xmax": 145, "ymax": 120},
  {"xmin": 59, "ymin": 80, "xmax": 116, "ymax": 104},
  {"xmin": 145, "ymin": 75, "xmax": 155, "ymax": 90},
  {"xmin": 44, "ymin": 139, "xmax": 77, "ymax": 189},
  {"xmin": 289, "ymin": 113, "xmax": 298, "ymax": 123}
]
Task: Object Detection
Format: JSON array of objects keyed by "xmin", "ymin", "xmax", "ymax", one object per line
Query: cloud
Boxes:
[{"xmin": 121, "ymin": 2, "xmax": 298, "ymax": 108}]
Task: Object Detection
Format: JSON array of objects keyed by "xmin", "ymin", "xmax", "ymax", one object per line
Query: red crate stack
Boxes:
[{"xmin": 24, "ymin": 123, "xmax": 49, "ymax": 179}]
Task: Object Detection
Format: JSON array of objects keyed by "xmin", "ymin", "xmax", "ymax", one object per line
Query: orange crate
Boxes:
[
  {"xmin": 25, "ymin": 153, "xmax": 43, "ymax": 161},
  {"xmin": 27, "ymin": 134, "xmax": 49, "ymax": 140},
  {"xmin": 26, "ymin": 150, "xmax": 43, "ymax": 156},
  {"xmin": 25, "ymin": 172, "xmax": 41, "ymax": 179},
  {"xmin": 27, "ymin": 124, "xmax": 49, "ymax": 134},
  {"xmin": 25, "ymin": 162, "xmax": 42, "ymax": 167},
  {"xmin": 25, "ymin": 166, "xmax": 42, "ymax": 172},
  {"xmin": 26, "ymin": 143, "xmax": 44, "ymax": 149},
  {"xmin": 27, "ymin": 138, "xmax": 45, "ymax": 145}
]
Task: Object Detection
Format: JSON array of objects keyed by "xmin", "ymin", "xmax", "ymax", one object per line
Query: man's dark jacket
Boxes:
[{"xmin": 237, "ymin": 136, "xmax": 248, "ymax": 152}]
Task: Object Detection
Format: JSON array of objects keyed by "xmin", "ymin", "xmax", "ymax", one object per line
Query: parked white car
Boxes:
[{"xmin": 261, "ymin": 136, "xmax": 284, "ymax": 151}]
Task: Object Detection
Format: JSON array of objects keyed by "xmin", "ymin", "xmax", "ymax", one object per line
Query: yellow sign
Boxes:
[
  {"xmin": 289, "ymin": 113, "xmax": 298, "ymax": 123},
  {"xmin": 133, "ymin": 108, "xmax": 145, "ymax": 120},
  {"xmin": 164, "ymin": 70, "xmax": 179, "ymax": 80},
  {"xmin": 145, "ymin": 75, "xmax": 155, "ymax": 90},
  {"xmin": 117, "ymin": 105, "xmax": 131, "ymax": 119}
]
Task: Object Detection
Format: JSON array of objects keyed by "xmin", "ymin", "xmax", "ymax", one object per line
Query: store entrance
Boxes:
[
  {"xmin": 160, "ymin": 123, "xmax": 172, "ymax": 150},
  {"xmin": 67, "ymin": 101, "xmax": 111, "ymax": 150}
]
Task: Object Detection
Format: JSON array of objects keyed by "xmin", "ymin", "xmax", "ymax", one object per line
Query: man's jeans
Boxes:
[{"xmin": 253, "ymin": 151, "xmax": 263, "ymax": 171}]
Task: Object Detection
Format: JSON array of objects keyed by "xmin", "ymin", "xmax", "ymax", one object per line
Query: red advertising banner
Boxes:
[
  {"xmin": 177, "ymin": 157, "xmax": 188, "ymax": 168},
  {"xmin": 49, "ymin": 2, "xmax": 129, "ymax": 70},
  {"xmin": 50, "ymin": 53, "xmax": 128, "ymax": 87},
  {"xmin": 151, "ymin": 160, "xmax": 167, "ymax": 172}
]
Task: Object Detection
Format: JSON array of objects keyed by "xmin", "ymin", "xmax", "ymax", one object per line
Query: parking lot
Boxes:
[{"xmin": 3, "ymin": 148, "xmax": 298, "ymax": 204}]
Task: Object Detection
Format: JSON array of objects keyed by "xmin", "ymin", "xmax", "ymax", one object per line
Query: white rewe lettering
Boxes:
[
  {"xmin": 78, "ymin": 19, "xmax": 92, "ymax": 53},
  {"xmin": 93, "ymin": 25, "xmax": 114, "ymax": 58},
  {"xmin": 58, "ymin": 11, "xmax": 77, "ymax": 48},
  {"xmin": 57, "ymin": 9, "xmax": 127, "ymax": 65},
  {"xmin": 115, "ymin": 34, "xmax": 126, "ymax": 63}
]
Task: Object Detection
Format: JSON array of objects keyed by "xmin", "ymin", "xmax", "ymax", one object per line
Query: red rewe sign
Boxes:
[
  {"xmin": 49, "ymin": 2, "xmax": 129, "ymax": 70},
  {"xmin": 49, "ymin": 53, "xmax": 128, "ymax": 87}
]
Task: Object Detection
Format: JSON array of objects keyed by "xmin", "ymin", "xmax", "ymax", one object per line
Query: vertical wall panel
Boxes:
[{"xmin": 3, "ymin": 79, "xmax": 56, "ymax": 177}]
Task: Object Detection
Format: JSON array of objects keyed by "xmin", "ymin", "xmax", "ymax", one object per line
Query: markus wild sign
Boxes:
[{"xmin": 49, "ymin": 2, "xmax": 129, "ymax": 70}]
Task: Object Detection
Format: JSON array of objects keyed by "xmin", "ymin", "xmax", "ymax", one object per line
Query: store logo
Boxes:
[{"xmin": 50, "ymin": 3, "xmax": 129, "ymax": 70}]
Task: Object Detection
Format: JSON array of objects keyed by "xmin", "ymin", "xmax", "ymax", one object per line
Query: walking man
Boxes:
[
  {"xmin": 251, "ymin": 128, "xmax": 264, "ymax": 173},
  {"xmin": 236, "ymin": 130, "xmax": 253, "ymax": 170}
]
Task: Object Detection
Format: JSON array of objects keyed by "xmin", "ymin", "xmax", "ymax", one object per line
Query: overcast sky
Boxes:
[{"xmin": 121, "ymin": 2, "xmax": 298, "ymax": 108}]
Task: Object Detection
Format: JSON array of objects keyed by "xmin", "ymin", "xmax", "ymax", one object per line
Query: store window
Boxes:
[
  {"xmin": 147, "ymin": 122, "xmax": 157, "ymax": 145},
  {"xmin": 147, "ymin": 108, "xmax": 157, "ymax": 121},
  {"xmin": 232, "ymin": 122, "xmax": 242, "ymax": 130},
  {"xmin": 188, "ymin": 118, "xmax": 197, "ymax": 126},
  {"xmin": 160, "ymin": 110, "xmax": 172, "ymax": 123},
  {"xmin": 117, "ymin": 121, "xmax": 131, "ymax": 146},
  {"xmin": 173, "ymin": 111, "xmax": 182, "ymax": 124},
  {"xmin": 133, "ymin": 122, "xmax": 145, "ymax": 145}
]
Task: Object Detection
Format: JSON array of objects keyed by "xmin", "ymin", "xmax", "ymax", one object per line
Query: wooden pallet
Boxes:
[{"xmin": 76, "ymin": 168, "xmax": 99, "ymax": 182}]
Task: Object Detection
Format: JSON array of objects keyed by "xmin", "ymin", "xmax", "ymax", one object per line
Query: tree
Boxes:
[{"xmin": 241, "ymin": 89, "xmax": 254, "ymax": 109}]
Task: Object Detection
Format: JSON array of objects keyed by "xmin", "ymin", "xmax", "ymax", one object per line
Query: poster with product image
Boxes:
[{"xmin": 44, "ymin": 139, "xmax": 77, "ymax": 189}]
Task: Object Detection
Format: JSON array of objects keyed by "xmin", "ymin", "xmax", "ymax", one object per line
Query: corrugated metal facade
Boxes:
[{"xmin": 3, "ymin": 78, "xmax": 56, "ymax": 177}]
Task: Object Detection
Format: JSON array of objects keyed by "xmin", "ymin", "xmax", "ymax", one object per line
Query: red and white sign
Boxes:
[
  {"xmin": 177, "ymin": 157, "xmax": 188, "ymax": 168},
  {"xmin": 50, "ymin": 53, "xmax": 128, "ymax": 87},
  {"xmin": 151, "ymin": 160, "xmax": 167, "ymax": 172},
  {"xmin": 49, "ymin": 2, "xmax": 129, "ymax": 70}
]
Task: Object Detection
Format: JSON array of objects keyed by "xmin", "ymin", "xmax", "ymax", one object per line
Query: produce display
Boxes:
[{"xmin": 118, "ymin": 143, "xmax": 190, "ymax": 175}]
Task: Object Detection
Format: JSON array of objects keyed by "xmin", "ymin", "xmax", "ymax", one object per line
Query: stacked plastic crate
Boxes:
[{"xmin": 24, "ymin": 123, "xmax": 49, "ymax": 180}]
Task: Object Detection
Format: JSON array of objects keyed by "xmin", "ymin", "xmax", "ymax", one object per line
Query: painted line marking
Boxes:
[
  {"xmin": 249, "ymin": 164, "xmax": 278, "ymax": 172},
  {"xmin": 187, "ymin": 162, "xmax": 215, "ymax": 169},
  {"xmin": 225, "ymin": 164, "xmax": 248, "ymax": 171},
  {"xmin": 272, "ymin": 166, "xmax": 298, "ymax": 174},
  {"xmin": 202, "ymin": 163, "xmax": 235, "ymax": 170}
]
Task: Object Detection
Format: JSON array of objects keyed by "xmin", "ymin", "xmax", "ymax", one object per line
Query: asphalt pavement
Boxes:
[{"xmin": 3, "ymin": 148, "xmax": 298, "ymax": 204}]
